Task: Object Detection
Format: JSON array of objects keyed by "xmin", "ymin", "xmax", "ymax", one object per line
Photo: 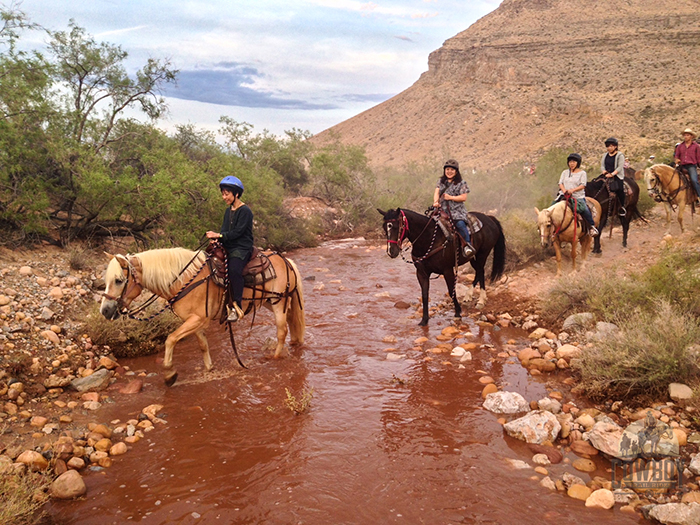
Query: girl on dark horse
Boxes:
[
  {"xmin": 433, "ymin": 159, "xmax": 475, "ymax": 259},
  {"xmin": 378, "ymin": 203, "xmax": 506, "ymax": 326}
]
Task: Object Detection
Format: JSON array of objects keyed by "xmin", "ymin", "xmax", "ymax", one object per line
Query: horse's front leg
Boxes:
[
  {"xmin": 579, "ymin": 235, "xmax": 591, "ymax": 271},
  {"xmin": 416, "ymin": 266, "xmax": 431, "ymax": 326},
  {"xmin": 621, "ymin": 217, "xmax": 630, "ymax": 248},
  {"xmin": 443, "ymin": 270, "xmax": 461, "ymax": 320},
  {"xmin": 195, "ymin": 325, "xmax": 213, "ymax": 372},
  {"xmin": 163, "ymin": 314, "xmax": 206, "ymax": 386},
  {"xmin": 553, "ymin": 241, "xmax": 563, "ymax": 277},
  {"xmin": 272, "ymin": 303, "xmax": 289, "ymax": 359},
  {"xmin": 678, "ymin": 200, "xmax": 686, "ymax": 233},
  {"xmin": 663, "ymin": 202, "xmax": 673, "ymax": 229}
]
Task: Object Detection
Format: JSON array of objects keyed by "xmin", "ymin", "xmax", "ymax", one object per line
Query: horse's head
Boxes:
[
  {"xmin": 534, "ymin": 206, "xmax": 554, "ymax": 247},
  {"xmin": 100, "ymin": 253, "xmax": 144, "ymax": 320},
  {"xmin": 644, "ymin": 166, "xmax": 663, "ymax": 202},
  {"xmin": 378, "ymin": 208, "xmax": 406, "ymax": 258}
]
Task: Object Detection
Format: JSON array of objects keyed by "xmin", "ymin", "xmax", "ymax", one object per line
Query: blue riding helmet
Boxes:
[{"xmin": 219, "ymin": 176, "xmax": 244, "ymax": 196}]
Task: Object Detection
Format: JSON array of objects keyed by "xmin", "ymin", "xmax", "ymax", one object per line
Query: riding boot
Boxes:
[
  {"xmin": 616, "ymin": 189, "xmax": 626, "ymax": 216},
  {"xmin": 463, "ymin": 242, "xmax": 475, "ymax": 259},
  {"xmin": 226, "ymin": 302, "xmax": 244, "ymax": 323}
]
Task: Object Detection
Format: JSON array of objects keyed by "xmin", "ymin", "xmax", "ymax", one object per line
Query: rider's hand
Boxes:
[
  {"xmin": 205, "ymin": 230, "xmax": 221, "ymax": 240},
  {"xmin": 433, "ymin": 201, "xmax": 440, "ymax": 207}
]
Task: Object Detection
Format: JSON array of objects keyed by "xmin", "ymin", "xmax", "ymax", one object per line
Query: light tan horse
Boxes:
[
  {"xmin": 644, "ymin": 164, "xmax": 696, "ymax": 232},
  {"xmin": 100, "ymin": 248, "xmax": 305, "ymax": 385},
  {"xmin": 535, "ymin": 198, "xmax": 602, "ymax": 277}
]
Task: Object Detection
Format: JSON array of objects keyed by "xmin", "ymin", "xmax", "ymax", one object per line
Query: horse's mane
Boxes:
[{"xmin": 106, "ymin": 248, "xmax": 207, "ymax": 297}]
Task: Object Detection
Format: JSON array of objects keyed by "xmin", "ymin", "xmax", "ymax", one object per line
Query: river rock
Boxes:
[
  {"xmin": 568, "ymin": 484, "xmax": 592, "ymax": 501},
  {"xmin": 528, "ymin": 328, "xmax": 548, "ymax": 339},
  {"xmin": 44, "ymin": 374, "xmax": 72, "ymax": 389},
  {"xmin": 503, "ymin": 410, "xmax": 561, "ymax": 444},
  {"xmin": 573, "ymin": 458, "xmax": 597, "ymax": 473},
  {"xmin": 555, "ymin": 344, "xmax": 582, "ymax": 360},
  {"xmin": 142, "ymin": 404, "xmax": 164, "ymax": 421},
  {"xmin": 682, "ymin": 492, "xmax": 700, "ymax": 504},
  {"xmin": 649, "ymin": 502, "xmax": 700, "ymax": 525},
  {"xmin": 527, "ymin": 444, "xmax": 563, "ymax": 464},
  {"xmin": 94, "ymin": 438, "xmax": 112, "ymax": 452},
  {"xmin": 30, "ymin": 416, "xmax": 48, "ymax": 428},
  {"xmin": 16, "ymin": 450, "xmax": 48, "ymax": 471},
  {"xmin": 481, "ymin": 384, "xmax": 498, "ymax": 398},
  {"xmin": 19, "ymin": 266, "xmax": 33, "ymax": 276},
  {"xmin": 669, "ymin": 383, "xmax": 693, "ymax": 403},
  {"xmin": 483, "ymin": 391, "xmax": 529, "ymax": 414},
  {"xmin": 571, "ymin": 439, "xmax": 599, "ymax": 456},
  {"xmin": 586, "ymin": 489, "xmax": 615, "ymax": 509},
  {"xmin": 540, "ymin": 476, "xmax": 556, "ymax": 490},
  {"xmin": 50, "ymin": 470, "xmax": 86, "ymax": 499},
  {"xmin": 119, "ymin": 379, "xmax": 143, "ymax": 394},
  {"xmin": 528, "ymin": 358, "xmax": 556, "ymax": 373},
  {"xmin": 98, "ymin": 356, "xmax": 118, "ymax": 370},
  {"xmin": 109, "ymin": 442, "xmax": 127, "ymax": 456},
  {"xmin": 67, "ymin": 457, "xmax": 85, "ymax": 470},
  {"xmin": 517, "ymin": 348, "xmax": 541, "ymax": 364},
  {"xmin": 563, "ymin": 472, "xmax": 587, "ymax": 488},
  {"xmin": 537, "ymin": 397, "xmax": 562, "ymax": 414},
  {"xmin": 584, "ymin": 419, "xmax": 624, "ymax": 458},
  {"xmin": 689, "ymin": 455, "xmax": 700, "ymax": 476},
  {"xmin": 70, "ymin": 368, "xmax": 112, "ymax": 392},
  {"xmin": 532, "ymin": 454, "xmax": 551, "ymax": 466},
  {"xmin": 92, "ymin": 424, "xmax": 112, "ymax": 438},
  {"xmin": 562, "ymin": 312, "xmax": 595, "ymax": 332}
]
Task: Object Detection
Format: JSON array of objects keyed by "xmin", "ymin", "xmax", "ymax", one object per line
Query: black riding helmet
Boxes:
[
  {"xmin": 604, "ymin": 137, "xmax": 619, "ymax": 147},
  {"xmin": 443, "ymin": 159, "xmax": 461, "ymax": 176},
  {"xmin": 567, "ymin": 153, "xmax": 582, "ymax": 169}
]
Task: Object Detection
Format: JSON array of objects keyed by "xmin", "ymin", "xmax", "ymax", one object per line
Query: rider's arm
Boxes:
[{"xmin": 433, "ymin": 187, "xmax": 440, "ymax": 207}]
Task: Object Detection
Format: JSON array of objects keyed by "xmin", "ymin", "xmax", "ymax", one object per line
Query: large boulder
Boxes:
[
  {"xmin": 669, "ymin": 383, "xmax": 694, "ymax": 403},
  {"xmin": 69, "ymin": 368, "xmax": 112, "ymax": 392},
  {"xmin": 584, "ymin": 418, "xmax": 624, "ymax": 458},
  {"xmin": 503, "ymin": 410, "xmax": 561, "ymax": 444},
  {"xmin": 483, "ymin": 391, "xmax": 529, "ymax": 414},
  {"xmin": 649, "ymin": 502, "xmax": 700, "ymax": 525},
  {"xmin": 562, "ymin": 312, "xmax": 595, "ymax": 332},
  {"xmin": 50, "ymin": 470, "xmax": 87, "ymax": 499}
]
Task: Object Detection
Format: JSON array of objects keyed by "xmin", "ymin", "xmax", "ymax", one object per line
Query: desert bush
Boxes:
[
  {"xmin": 0, "ymin": 469, "xmax": 50, "ymax": 525},
  {"xmin": 284, "ymin": 386, "xmax": 314, "ymax": 415},
  {"xmin": 573, "ymin": 301, "xmax": 700, "ymax": 400},
  {"xmin": 500, "ymin": 209, "xmax": 547, "ymax": 270},
  {"xmin": 83, "ymin": 303, "xmax": 180, "ymax": 358}
]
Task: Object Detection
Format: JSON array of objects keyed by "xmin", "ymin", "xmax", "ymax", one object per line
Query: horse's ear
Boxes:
[
  {"xmin": 104, "ymin": 251, "xmax": 114, "ymax": 260},
  {"xmin": 377, "ymin": 208, "xmax": 386, "ymax": 217},
  {"xmin": 115, "ymin": 254, "xmax": 129, "ymax": 269},
  {"xmin": 534, "ymin": 207, "xmax": 540, "ymax": 216}
]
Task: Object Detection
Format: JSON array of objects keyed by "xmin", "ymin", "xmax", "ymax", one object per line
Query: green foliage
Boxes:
[
  {"xmin": 573, "ymin": 301, "xmax": 700, "ymax": 400},
  {"xmin": 499, "ymin": 210, "xmax": 547, "ymax": 269},
  {"xmin": 284, "ymin": 386, "xmax": 314, "ymax": 415}
]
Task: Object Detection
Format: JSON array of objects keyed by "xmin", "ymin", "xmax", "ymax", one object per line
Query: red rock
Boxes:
[
  {"xmin": 570, "ymin": 440, "xmax": 599, "ymax": 456},
  {"xmin": 119, "ymin": 379, "xmax": 143, "ymax": 395},
  {"xmin": 81, "ymin": 392, "xmax": 99, "ymax": 403},
  {"xmin": 528, "ymin": 444, "xmax": 563, "ymax": 464}
]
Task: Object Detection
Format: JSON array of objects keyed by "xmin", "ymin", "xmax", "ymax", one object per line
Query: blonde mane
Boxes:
[{"xmin": 105, "ymin": 248, "xmax": 207, "ymax": 299}]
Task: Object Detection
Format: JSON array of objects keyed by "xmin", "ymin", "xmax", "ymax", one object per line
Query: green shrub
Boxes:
[
  {"xmin": 500, "ymin": 209, "xmax": 547, "ymax": 269},
  {"xmin": 0, "ymin": 469, "xmax": 50, "ymax": 525},
  {"xmin": 574, "ymin": 301, "xmax": 700, "ymax": 400}
]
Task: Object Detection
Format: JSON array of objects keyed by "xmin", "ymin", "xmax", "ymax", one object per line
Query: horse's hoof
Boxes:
[
  {"xmin": 418, "ymin": 320, "xmax": 428, "ymax": 327},
  {"xmin": 164, "ymin": 371, "xmax": 178, "ymax": 387}
]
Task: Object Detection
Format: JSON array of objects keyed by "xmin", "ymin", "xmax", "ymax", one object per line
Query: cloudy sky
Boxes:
[{"xmin": 16, "ymin": 0, "xmax": 501, "ymax": 136}]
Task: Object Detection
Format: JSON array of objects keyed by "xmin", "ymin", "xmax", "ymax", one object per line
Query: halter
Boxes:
[
  {"xmin": 385, "ymin": 210, "xmax": 409, "ymax": 254},
  {"xmin": 646, "ymin": 170, "xmax": 664, "ymax": 202}
]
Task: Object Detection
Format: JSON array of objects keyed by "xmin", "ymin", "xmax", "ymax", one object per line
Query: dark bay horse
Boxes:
[
  {"xmin": 378, "ymin": 208, "xmax": 506, "ymax": 326},
  {"xmin": 585, "ymin": 175, "xmax": 643, "ymax": 253}
]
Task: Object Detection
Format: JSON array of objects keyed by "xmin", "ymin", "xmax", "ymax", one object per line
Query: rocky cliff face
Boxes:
[{"xmin": 316, "ymin": 0, "xmax": 700, "ymax": 170}]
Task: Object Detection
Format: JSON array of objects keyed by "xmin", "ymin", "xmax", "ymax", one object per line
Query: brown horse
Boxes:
[
  {"xmin": 644, "ymin": 164, "xmax": 697, "ymax": 232},
  {"xmin": 535, "ymin": 198, "xmax": 602, "ymax": 277},
  {"xmin": 100, "ymin": 248, "xmax": 305, "ymax": 385}
]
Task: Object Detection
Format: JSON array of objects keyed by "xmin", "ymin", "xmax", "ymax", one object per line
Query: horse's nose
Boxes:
[{"xmin": 100, "ymin": 301, "xmax": 120, "ymax": 320}]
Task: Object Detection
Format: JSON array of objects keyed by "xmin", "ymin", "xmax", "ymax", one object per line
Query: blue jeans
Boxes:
[
  {"xmin": 578, "ymin": 199, "xmax": 596, "ymax": 227},
  {"xmin": 683, "ymin": 165, "xmax": 700, "ymax": 198},
  {"xmin": 455, "ymin": 220, "xmax": 470, "ymax": 244}
]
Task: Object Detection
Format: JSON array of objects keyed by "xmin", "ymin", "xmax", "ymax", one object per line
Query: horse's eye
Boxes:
[{"xmin": 115, "ymin": 278, "xmax": 125, "ymax": 285}]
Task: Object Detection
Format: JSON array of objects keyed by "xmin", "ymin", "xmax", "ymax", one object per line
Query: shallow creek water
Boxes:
[{"xmin": 46, "ymin": 240, "xmax": 642, "ymax": 524}]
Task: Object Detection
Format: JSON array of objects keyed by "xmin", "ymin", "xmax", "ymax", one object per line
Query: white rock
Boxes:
[
  {"xmin": 504, "ymin": 458, "xmax": 531, "ymax": 470},
  {"xmin": 460, "ymin": 352, "xmax": 472, "ymax": 362},
  {"xmin": 532, "ymin": 453, "xmax": 551, "ymax": 466},
  {"xmin": 503, "ymin": 410, "xmax": 562, "ymax": 444},
  {"xmin": 385, "ymin": 353, "xmax": 405, "ymax": 361},
  {"xmin": 669, "ymin": 383, "xmax": 694, "ymax": 402},
  {"xmin": 537, "ymin": 397, "xmax": 562, "ymax": 414},
  {"xmin": 649, "ymin": 502, "xmax": 700, "ymax": 525},
  {"xmin": 483, "ymin": 391, "xmax": 529, "ymax": 414},
  {"xmin": 584, "ymin": 419, "xmax": 624, "ymax": 458},
  {"xmin": 585, "ymin": 489, "xmax": 615, "ymax": 509}
]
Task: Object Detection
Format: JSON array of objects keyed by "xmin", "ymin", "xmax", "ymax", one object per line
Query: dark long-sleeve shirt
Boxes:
[{"xmin": 221, "ymin": 205, "xmax": 254, "ymax": 260}]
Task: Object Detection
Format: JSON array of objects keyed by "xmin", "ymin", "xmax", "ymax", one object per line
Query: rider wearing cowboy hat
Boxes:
[{"xmin": 674, "ymin": 128, "xmax": 700, "ymax": 203}]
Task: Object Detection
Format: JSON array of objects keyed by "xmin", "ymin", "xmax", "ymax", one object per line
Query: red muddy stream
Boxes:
[{"xmin": 46, "ymin": 240, "xmax": 642, "ymax": 524}]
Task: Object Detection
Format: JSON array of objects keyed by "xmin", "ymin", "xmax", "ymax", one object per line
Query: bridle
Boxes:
[
  {"xmin": 646, "ymin": 169, "xmax": 664, "ymax": 202},
  {"xmin": 102, "ymin": 256, "xmax": 143, "ymax": 313},
  {"xmin": 384, "ymin": 210, "xmax": 409, "ymax": 255}
]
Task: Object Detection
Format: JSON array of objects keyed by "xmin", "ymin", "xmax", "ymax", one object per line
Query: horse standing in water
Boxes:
[
  {"xmin": 535, "ymin": 197, "xmax": 602, "ymax": 277},
  {"xmin": 644, "ymin": 164, "xmax": 697, "ymax": 233},
  {"xmin": 100, "ymin": 248, "xmax": 305, "ymax": 385},
  {"xmin": 585, "ymin": 175, "xmax": 644, "ymax": 253},
  {"xmin": 378, "ymin": 208, "xmax": 506, "ymax": 326}
]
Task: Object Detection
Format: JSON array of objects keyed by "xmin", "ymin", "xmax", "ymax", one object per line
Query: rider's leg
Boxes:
[
  {"xmin": 227, "ymin": 254, "xmax": 250, "ymax": 321},
  {"xmin": 455, "ymin": 220, "xmax": 474, "ymax": 257},
  {"xmin": 687, "ymin": 165, "xmax": 700, "ymax": 202},
  {"xmin": 615, "ymin": 179, "xmax": 626, "ymax": 215},
  {"xmin": 579, "ymin": 200, "xmax": 599, "ymax": 236}
]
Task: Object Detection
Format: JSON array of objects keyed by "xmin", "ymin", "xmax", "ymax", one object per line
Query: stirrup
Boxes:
[
  {"xmin": 618, "ymin": 206, "xmax": 626, "ymax": 217},
  {"xmin": 226, "ymin": 303, "xmax": 244, "ymax": 323},
  {"xmin": 589, "ymin": 226, "xmax": 599, "ymax": 237}
]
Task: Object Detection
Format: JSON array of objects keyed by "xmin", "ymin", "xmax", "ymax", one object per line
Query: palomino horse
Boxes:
[
  {"xmin": 100, "ymin": 248, "xmax": 305, "ymax": 385},
  {"xmin": 378, "ymin": 208, "xmax": 506, "ymax": 326},
  {"xmin": 535, "ymin": 197, "xmax": 602, "ymax": 277},
  {"xmin": 644, "ymin": 164, "xmax": 696, "ymax": 232},
  {"xmin": 585, "ymin": 175, "xmax": 644, "ymax": 253}
]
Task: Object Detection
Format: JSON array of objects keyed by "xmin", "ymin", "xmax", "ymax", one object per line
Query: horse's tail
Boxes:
[
  {"xmin": 489, "ymin": 217, "xmax": 506, "ymax": 283},
  {"xmin": 285, "ymin": 257, "xmax": 305, "ymax": 345}
]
